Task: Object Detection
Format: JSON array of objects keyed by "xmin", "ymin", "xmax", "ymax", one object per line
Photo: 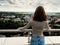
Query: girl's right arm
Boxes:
[{"xmin": 17, "ymin": 21, "xmax": 32, "ymax": 30}]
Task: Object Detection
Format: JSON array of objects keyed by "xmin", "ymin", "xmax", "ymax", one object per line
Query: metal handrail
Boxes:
[
  {"xmin": 0, "ymin": 29, "xmax": 60, "ymax": 32},
  {"xmin": 0, "ymin": 29, "xmax": 60, "ymax": 43}
]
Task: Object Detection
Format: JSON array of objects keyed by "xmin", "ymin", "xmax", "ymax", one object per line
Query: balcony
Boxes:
[{"xmin": 0, "ymin": 29, "xmax": 60, "ymax": 45}]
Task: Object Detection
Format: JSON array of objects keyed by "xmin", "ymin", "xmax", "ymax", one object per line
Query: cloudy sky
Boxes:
[{"xmin": 0, "ymin": 0, "xmax": 60, "ymax": 12}]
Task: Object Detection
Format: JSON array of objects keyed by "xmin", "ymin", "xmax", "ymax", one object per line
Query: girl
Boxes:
[{"xmin": 17, "ymin": 6, "xmax": 50, "ymax": 45}]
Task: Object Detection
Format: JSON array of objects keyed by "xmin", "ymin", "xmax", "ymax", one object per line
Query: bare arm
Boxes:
[
  {"xmin": 17, "ymin": 21, "xmax": 32, "ymax": 30},
  {"xmin": 44, "ymin": 21, "xmax": 51, "ymax": 35},
  {"xmin": 44, "ymin": 21, "xmax": 51, "ymax": 30}
]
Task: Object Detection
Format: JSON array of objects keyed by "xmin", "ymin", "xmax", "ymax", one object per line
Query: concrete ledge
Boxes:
[
  {"xmin": 0, "ymin": 38, "xmax": 6, "ymax": 45},
  {"xmin": 47, "ymin": 36, "xmax": 60, "ymax": 45},
  {"xmin": 0, "ymin": 36, "xmax": 60, "ymax": 45}
]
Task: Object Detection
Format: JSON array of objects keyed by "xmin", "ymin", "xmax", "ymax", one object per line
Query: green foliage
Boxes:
[{"xmin": 0, "ymin": 20, "xmax": 24, "ymax": 29}]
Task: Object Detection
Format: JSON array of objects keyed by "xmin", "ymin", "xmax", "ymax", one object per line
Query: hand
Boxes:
[
  {"xmin": 40, "ymin": 34, "xmax": 44, "ymax": 38},
  {"xmin": 17, "ymin": 27, "xmax": 23, "ymax": 30},
  {"xmin": 49, "ymin": 27, "xmax": 51, "ymax": 29}
]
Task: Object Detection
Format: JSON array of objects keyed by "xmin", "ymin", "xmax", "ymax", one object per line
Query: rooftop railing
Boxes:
[
  {"xmin": 0, "ymin": 29, "xmax": 60, "ymax": 43},
  {"xmin": 0, "ymin": 29, "xmax": 60, "ymax": 32}
]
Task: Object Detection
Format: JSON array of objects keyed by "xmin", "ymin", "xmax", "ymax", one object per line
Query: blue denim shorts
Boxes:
[{"xmin": 30, "ymin": 35, "xmax": 45, "ymax": 45}]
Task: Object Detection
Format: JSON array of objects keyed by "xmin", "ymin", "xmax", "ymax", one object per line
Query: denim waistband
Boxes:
[
  {"xmin": 32, "ymin": 35, "xmax": 40, "ymax": 38},
  {"xmin": 32, "ymin": 34, "xmax": 44, "ymax": 38}
]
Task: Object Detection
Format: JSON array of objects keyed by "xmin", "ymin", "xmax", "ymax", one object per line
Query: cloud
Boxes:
[{"xmin": 0, "ymin": 0, "xmax": 60, "ymax": 12}]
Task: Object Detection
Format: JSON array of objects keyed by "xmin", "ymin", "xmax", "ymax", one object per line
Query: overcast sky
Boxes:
[{"xmin": 0, "ymin": 0, "xmax": 60, "ymax": 12}]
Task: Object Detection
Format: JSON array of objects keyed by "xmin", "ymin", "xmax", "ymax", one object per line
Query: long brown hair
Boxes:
[{"xmin": 33, "ymin": 6, "xmax": 47, "ymax": 22}]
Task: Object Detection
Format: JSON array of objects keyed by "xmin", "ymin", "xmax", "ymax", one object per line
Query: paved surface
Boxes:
[{"xmin": 0, "ymin": 36, "xmax": 60, "ymax": 45}]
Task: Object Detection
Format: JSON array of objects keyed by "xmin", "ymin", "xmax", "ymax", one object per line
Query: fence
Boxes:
[{"xmin": 0, "ymin": 29, "xmax": 60, "ymax": 42}]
